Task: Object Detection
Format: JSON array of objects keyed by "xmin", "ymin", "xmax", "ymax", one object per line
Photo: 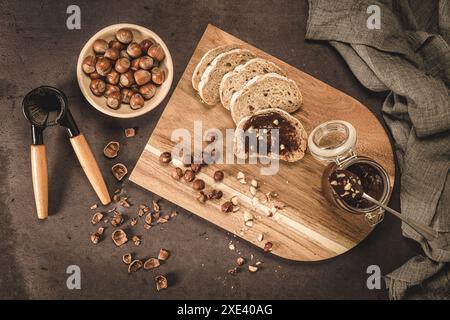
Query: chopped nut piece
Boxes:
[
  {"xmin": 104, "ymin": 141, "xmax": 120, "ymax": 158},
  {"xmin": 244, "ymin": 212, "xmax": 253, "ymax": 224},
  {"xmin": 248, "ymin": 265, "xmax": 259, "ymax": 273},
  {"xmin": 250, "ymin": 186, "xmax": 257, "ymax": 196},
  {"xmin": 130, "ymin": 218, "xmax": 137, "ymax": 226},
  {"xmin": 132, "ymin": 235, "xmax": 141, "ymax": 246},
  {"xmin": 122, "ymin": 253, "xmax": 132, "ymax": 265},
  {"xmin": 143, "ymin": 223, "xmax": 151, "ymax": 230},
  {"xmin": 152, "ymin": 200, "xmax": 160, "ymax": 213},
  {"xmin": 237, "ymin": 171, "xmax": 245, "ymax": 180},
  {"xmin": 145, "ymin": 213, "xmax": 152, "ymax": 225},
  {"xmin": 128, "ymin": 260, "xmax": 143, "ymax": 273},
  {"xmin": 236, "ymin": 257, "xmax": 245, "ymax": 266},
  {"xmin": 155, "ymin": 275, "xmax": 168, "ymax": 291},
  {"xmin": 110, "ymin": 212, "xmax": 124, "ymax": 227},
  {"xmin": 257, "ymin": 233, "xmax": 264, "ymax": 242},
  {"xmin": 158, "ymin": 248, "xmax": 170, "ymax": 261},
  {"xmin": 251, "ymin": 179, "xmax": 258, "ymax": 188},
  {"xmin": 221, "ymin": 201, "xmax": 233, "ymax": 213},
  {"xmin": 124, "ymin": 127, "xmax": 136, "ymax": 138},
  {"xmin": 228, "ymin": 243, "xmax": 235, "ymax": 251},
  {"xmin": 137, "ymin": 204, "xmax": 149, "ymax": 217},
  {"xmin": 90, "ymin": 203, "xmax": 98, "ymax": 210},
  {"xmin": 228, "ymin": 267, "xmax": 238, "ymax": 275},
  {"xmin": 231, "ymin": 196, "xmax": 239, "ymax": 206},
  {"xmin": 157, "ymin": 217, "xmax": 168, "ymax": 224},
  {"xmin": 91, "ymin": 212, "xmax": 104, "ymax": 225},
  {"xmin": 97, "ymin": 227, "xmax": 105, "ymax": 235},
  {"xmin": 144, "ymin": 258, "xmax": 160, "ymax": 270},
  {"xmin": 232, "ymin": 206, "xmax": 240, "ymax": 212},
  {"xmin": 119, "ymin": 198, "xmax": 131, "ymax": 208},
  {"xmin": 112, "ymin": 229, "xmax": 128, "ymax": 247},
  {"xmin": 264, "ymin": 242, "xmax": 273, "ymax": 252}
]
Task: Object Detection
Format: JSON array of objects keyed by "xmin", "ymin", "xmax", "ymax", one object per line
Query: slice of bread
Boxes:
[
  {"xmin": 192, "ymin": 44, "xmax": 240, "ymax": 91},
  {"xmin": 234, "ymin": 108, "xmax": 307, "ymax": 162},
  {"xmin": 198, "ymin": 49, "xmax": 256, "ymax": 105},
  {"xmin": 230, "ymin": 73, "xmax": 302, "ymax": 124},
  {"xmin": 220, "ymin": 58, "xmax": 286, "ymax": 110}
]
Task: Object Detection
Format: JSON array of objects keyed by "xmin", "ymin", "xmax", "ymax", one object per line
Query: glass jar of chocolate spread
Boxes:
[{"xmin": 307, "ymin": 120, "xmax": 391, "ymax": 226}]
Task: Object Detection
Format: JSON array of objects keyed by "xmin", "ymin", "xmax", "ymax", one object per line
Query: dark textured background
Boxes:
[{"xmin": 0, "ymin": 0, "xmax": 420, "ymax": 299}]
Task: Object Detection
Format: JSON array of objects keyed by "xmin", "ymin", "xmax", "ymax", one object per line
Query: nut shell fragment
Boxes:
[
  {"xmin": 104, "ymin": 141, "xmax": 120, "ymax": 158},
  {"xmin": 144, "ymin": 258, "xmax": 160, "ymax": 270},
  {"xmin": 122, "ymin": 253, "xmax": 132, "ymax": 265},
  {"xmin": 112, "ymin": 229, "xmax": 128, "ymax": 247},
  {"xmin": 128, "ymin": 260, "xmax": 143, "ymax": 273},
  {"xmin": 112, "ymin": 163, "xmax": 128, "ymax": 181},
  {"xmin": 158, "ymin": 248, "xmax": 170, "ymax": 261},
  {"xmin": 91, "ymin": 212, "xmax": 104, "ymax": 225},
  {"xmin": 155, "ymin": 275, "xmax": 168, "ymax": 291}
]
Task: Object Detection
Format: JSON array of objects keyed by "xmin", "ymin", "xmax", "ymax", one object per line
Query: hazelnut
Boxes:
[
  {"xmin": 171, "ymin": 167, "xmax": 183, "ymax": 180},
  {"xmin": 139, "ymin": 83, "xmax": 156, "ymax": 100},
  {"xmin": 93, "ymin": 38, "xmax": 108, "ymax": 54},
  {"xmin": 119, "ymin": 50, "xmax": 131, "ymax": 60},
  {"xmin": 129, "ymin": 93, "xmax": 144, "ymax": 110},
  {"xmin": 208, "ymin": 189, "xmax": 223, "ymax": 200},
  {"xmin": 159, "ymin": 151, "xmax": 172, "ymax": 164},
  {"xmin": 134, "ymin": 70, "xmax": 152, "ymax": 86},
  {"xmin": 151, "ymin": 67, "xmax": 166, "ymax": 85},
  {"xmin": 89, "ymin": 79, "xmax": 106, "ymax": 96},
  {"xmin": 221, "ymin": 201, "xmax": 233, "ymax": 213},
  {"xmin": 104, "ymin": 84, "xmax": 120, "ymax": 97},
  {"xmin": 147, "ymin": 43, "xmax": 165, "ymax": 61},
  {"xmin": 95, "ymin": 57, "xmax": 112, "ymax": 76},
  {"xmin": 115, "ymin": 58, "xmax": 131, "ymax": 73},
  {"xmin": 126, "ymin": 42, "xmax": 142, "ymax": 58},
  {"xmin": 214, "ymin": 170, "xmax": 224, "ymax": 182},
  {"xmin": 119, "ymin": 70, "xmax": 135, "ymax": 87},
  {"xmin": 129, "ymin": 58, "xmax": 139, "ymax": 71},
  {"xmin": 140, "ymin": 38, "xmax": 154, "ymax": 52},
  {"xmin": 89, "ymin": 71, "xmax": 103, "ymax": 80},
  {"xmin": 82, "ymin": 55, "xmax": 97, "ymax": 74},
  {"xmin": 193, "ymin": 179, "xmax": 205, "ymax": 190},
  {"xmin": 183, "ymin": 169, "xmax": 195, "ymax": 182},
  {"xmin": 191, "ymin": 163, "xmax": 202, "ymax": 173},
  {"xmin": 197, "ymin": 191, "xmax": 208, "ymax": 203},
  {"xmin": 109, "ymin": 40, "xmax": 124, "ymax": 50},
  {"xmin": 106, "ymin": 70, "xmax": 120, "ymax": 85},
  {"xmin": 106, "ymin": 91, "xmax": 122, "ymax": 110},
  {"xmin": 138, "ymin": 56, "xmax": 154, "ymax": 70},
  {"xmin": 104, "ymin": 47, "xmax": 119, "ymax": 61},
  {"xmin": 120, "ymin": 88, "xmax": 134, "ymax": 104},
  {"xmin": 115, "ymin": 28, "xmax": 133, "ymax": 44}
]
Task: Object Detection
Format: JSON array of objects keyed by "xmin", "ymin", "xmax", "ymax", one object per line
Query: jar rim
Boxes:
[{"xmin": 307, "ymin": 120, "xmax": 357, "ymax": 163}]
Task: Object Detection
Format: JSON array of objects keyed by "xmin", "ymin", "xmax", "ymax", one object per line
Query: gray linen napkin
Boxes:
[{"xmin": 306, "ymin": 0, "xmax": 450, "ymax": 299}]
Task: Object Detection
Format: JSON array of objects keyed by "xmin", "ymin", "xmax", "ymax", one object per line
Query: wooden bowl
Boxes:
[{"xmin": 77, "ymin": 23, "xmax": 174, "ymax": 118}]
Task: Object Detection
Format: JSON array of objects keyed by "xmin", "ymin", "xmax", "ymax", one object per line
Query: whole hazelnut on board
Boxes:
[
  {"xmin": 127, "ymin": 42, "xmax": 142, "ymax": 58},
  {"xmin": 159, "ymin": 151, "xmax": 172, "ymax": 164},
  {"xmin": 134, "ymin": 70, "xmax": 152, "ymax": 86},
  {"xmin": 82, "ymin": 55, "xmax": 97, "ymax": 74},
  {"xmin": 183, "ymin": 169, "xmax": 195, "ymax": 182},
  {"xmin": 106, "ymin": 91, "xmax": 122, "ymax": 110},
  {"xmin": 139, "ymin": 83, "xmax": 156, "ymax": 100},
  {"xmin": 138, "ymin": 56, "xmax": 154, "ymax": 70},
  {"xmin": 106, "ymin": 70, "xmax": 120, "ymax": 85},
  {"xmin": 214, "ymin": 170, "xmax": 224, "ymax": 182},
  {"xmin": 90, "ymin": 79, "xmax": 106, "ymax": 96},
  {"xmin": 93, "ymin": 38, "xmax": 108, "ymax": 54},
  {"xmin": 104, "ymin": 84, "xmax": 120, "ymax": 97},
  {"xmin": 130, "ymin": 58, "xmax": 140, "ymax": 71},
  {"xmin": 171, "ymin": 167, "xmax": 183, "ymax": 180},
  {"xmin": 121, "ymin": 88, "xmax": 134, "ymax": 104},
  {"xmin": 115, "ymin": 58, "xmax": 131, "ymax": 74},
  {"xmin": 95, "ymin": 57, "xmax": 112, "ymax": 76},
  {"xmin": 109, "ymin": 40, "xmax": 124, "ymax": 50},
  {"xmin": 104, "ymin": 48, "xmax": 119, "ymax": 61},
  {"xmin": 147, "ymin": 43, "xmax": 165, "ymax": 61},
  {"xmin": 115, "ymin": 28, "xmax": 133, "ymax": 44},
  {"xmin": 129, "ymin": 93, "xmax": 144, "ymax": 110},
  {"xmin": 120, "ymin": 70, "xmax": 135, "ymax": 87},
  {"xmin": 140, "ymin": 39, "xmax": 154, "ymax": 53},
  {"xmin": 151, "ymin": 67, "xmax": 166, "ymax": 85},
  {"xmin": 89, "ymin": 71, "xmax": 103, "ymax": 80},
  {"xmin": 193, "ymin": 179, "xmax": 205, "ymax": 190}
]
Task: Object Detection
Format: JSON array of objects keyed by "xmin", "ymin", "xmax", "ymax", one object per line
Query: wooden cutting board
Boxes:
[{"xmin": 130, "ymin": 24, "xmax": 395, "ymax": 261}]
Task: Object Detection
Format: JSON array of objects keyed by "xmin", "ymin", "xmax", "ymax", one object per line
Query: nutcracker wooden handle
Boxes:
[
  {"xmin": 31, "ymin": 145, "xmax": 48, "ymax": 220},
  {"xmin": 70, "ymin": 134, "xmax": 111, "ymax": 205}
]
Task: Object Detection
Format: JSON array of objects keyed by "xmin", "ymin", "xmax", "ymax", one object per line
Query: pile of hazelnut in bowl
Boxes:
[{"xmin": 77, "ymin": 24, "xmax": 173, "ymax": 118}]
